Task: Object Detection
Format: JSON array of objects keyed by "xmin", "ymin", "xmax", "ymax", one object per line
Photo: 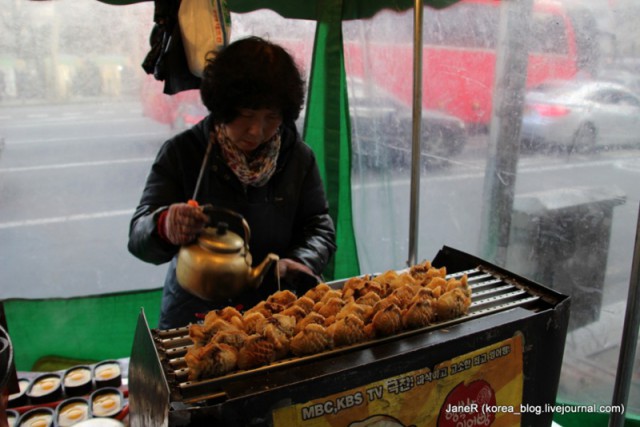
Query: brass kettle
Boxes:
[{"xmin": 176, "ymin": 207, "xmax": 279, "ymax": 302}]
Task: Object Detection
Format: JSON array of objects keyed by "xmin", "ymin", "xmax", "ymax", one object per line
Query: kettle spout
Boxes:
[{"xmin": 249, "ymin": 253, "xmax": 280, "ymax": 289}]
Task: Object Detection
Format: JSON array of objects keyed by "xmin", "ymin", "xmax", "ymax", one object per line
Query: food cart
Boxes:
[
  {"xmin": 1, "ymin": 0, "xmax": 639, "ymax": 426},
  {"xmin": 129, "ymin": 246, "xmax": 570, "ymax": 426}
]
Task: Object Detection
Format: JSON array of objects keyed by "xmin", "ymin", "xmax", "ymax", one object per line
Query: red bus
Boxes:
[
  {"xmin": 142, "ymin": 0, "xmax": 599, "ymax": 130},
  {"xmin": 342, "ymin": 0, "xmax": 598, "ymax": 129}
]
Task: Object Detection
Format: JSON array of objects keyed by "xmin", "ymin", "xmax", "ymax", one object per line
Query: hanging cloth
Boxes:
[
  {"xmin": 141, "ymin": 0, "xmax": 201, "ymax": 95},
  {"xmin": 178, "ymin": 0, "xmax": 231, "ymax": 78}
]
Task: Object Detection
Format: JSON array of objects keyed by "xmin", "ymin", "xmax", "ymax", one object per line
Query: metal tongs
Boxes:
[
  {"xmin": 186, "ymin": 140, "xmax": 233, "ymax": 222},
  {"xmin": 187, "ymin": 139, "xmax": 214, "ymax": 209}
]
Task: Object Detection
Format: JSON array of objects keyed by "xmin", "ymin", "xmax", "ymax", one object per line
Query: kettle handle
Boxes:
[{"xmin": 201, "ymin": 205, "xmax": 251, "ymax": 248}]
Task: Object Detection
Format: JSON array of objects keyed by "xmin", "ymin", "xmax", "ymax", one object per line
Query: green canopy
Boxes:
[
  {"xmin": 99, "ymin": 0, "xmax": 459, "ymax": 17},
  {"xmin": 215, "ymin": 0, "xmax": 459, "ymax": 20}
]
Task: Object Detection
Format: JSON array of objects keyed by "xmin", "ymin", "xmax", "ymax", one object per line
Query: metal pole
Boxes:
[
  {"xmin": 407, "ymin": 0, "xmax": 424, "ymax": 267},
  {"xmin": 609, "ymin": 204, "xmax": 640, "ymax": 427},
  {"xmin": 477, "ymin": 0, "xmax": 532, "ymax": 266}
]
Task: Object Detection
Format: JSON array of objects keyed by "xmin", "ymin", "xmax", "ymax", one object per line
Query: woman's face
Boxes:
[{"xmin": 226, "ymin": 108, "xmax": 283, "ymax": 154}]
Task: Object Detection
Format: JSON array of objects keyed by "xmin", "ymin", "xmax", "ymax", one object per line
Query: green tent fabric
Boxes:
[
  {"xmin": 226, "ymin": 0, "xmax": 460, "ymax": 20},
  {"xmin": 303, "ymin": 1, "xmax": 359, "ymax": 280},
  {"xmin": 2, "ymin": 289, "xmax": 162, "ymax": 371},
  {"xmin": 98, "ymin": 0, "xmax": 460, "ymax": 17}
]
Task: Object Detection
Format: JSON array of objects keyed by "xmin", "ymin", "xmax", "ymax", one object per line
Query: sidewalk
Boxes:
[{"xmin": 558, "ymin": 300, "xmax": 639, "ymax": 414}]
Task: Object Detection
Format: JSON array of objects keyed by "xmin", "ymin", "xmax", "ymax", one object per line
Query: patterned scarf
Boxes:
[{"xmin": 213, "ymin": 124, "xmax": 281, "ymax": 187}]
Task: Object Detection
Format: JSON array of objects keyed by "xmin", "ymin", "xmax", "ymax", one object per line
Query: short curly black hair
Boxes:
[{"xmin": 200, "ymin": 36, "xmax": 305, "ymax": 125}]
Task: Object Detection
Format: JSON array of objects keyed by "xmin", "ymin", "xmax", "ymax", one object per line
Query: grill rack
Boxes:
[
  {"xmin": 129, "ymin": 245, "xmax": 572, "ymax": 427},
  {"xmin": 150, "ymin": 265, "xmax": 547, "ymax": 404}
]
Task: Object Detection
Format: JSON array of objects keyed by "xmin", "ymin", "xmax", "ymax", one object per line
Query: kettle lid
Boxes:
[{"xmin": 198, "ymin": 222, "xmax": 244, "ymax": 253}]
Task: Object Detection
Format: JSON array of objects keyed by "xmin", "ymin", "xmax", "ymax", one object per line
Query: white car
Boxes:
[
  {"xmin": 520, "ymin": 79, "xmax": 640, "ymax": 152},
  {"xmin": 599, "ymin": 69, "xmax": 640, "ymax": 96}
]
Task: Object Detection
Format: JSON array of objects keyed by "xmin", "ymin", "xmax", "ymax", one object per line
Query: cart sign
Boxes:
[{"xmin": 273, "ymin": 335, "xmax": 524, "ymax": 427}]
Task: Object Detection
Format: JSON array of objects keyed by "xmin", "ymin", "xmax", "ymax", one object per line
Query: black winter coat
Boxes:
[{"xmin": 128, "ymin": 116, "xmax": 337, "ymax": 328}]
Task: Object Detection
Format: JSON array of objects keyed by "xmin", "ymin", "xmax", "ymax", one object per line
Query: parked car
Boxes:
[
  {"xmin": 346, "ymin": 78, "xmax": 467, "ymax": 169},
  {"xmin": 598, "ymin": 68, "xmax": 640, "ymax": 96},
  {"xmin": 149, "ymin": 76, "xmax": 467, "ymax": 168},
  {"xmin": 520, "ymin": 79, "xmax": 640, "ymax": 153}
]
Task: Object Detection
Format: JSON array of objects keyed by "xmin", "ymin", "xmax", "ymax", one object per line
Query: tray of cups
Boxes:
[
  {"xmin": 10, "ymin": 390, "xmax": 127, "ymax": 427},
  {"xmin": 9, "ymin": 359, "xmax": 123, "ymax": 409}
]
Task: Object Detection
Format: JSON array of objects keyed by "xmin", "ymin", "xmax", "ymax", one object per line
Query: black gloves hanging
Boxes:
[{"xmin": 141, "ymin": 0, "xmax": 201, "ymax": 95}]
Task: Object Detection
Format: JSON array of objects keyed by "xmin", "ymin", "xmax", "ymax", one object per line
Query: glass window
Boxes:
[
  {"xmin": 1, "ymin": 0, "xmax": 162, "ymax": 299},
  {"xmin": 618, "ymin": 93, "xmax": 640, "ymax": 107},
  {"xmin": 428, "ymin": 4, "xmax": 499, "ymax": 49},
  {"xmin": 0, "ymin": 3, "xmax": 315, "ymax": 299},
  {"xmin": 530, "ymin": 12, "xmax": 569, "ymax": 55},
  {"xmin": 344, "ymin": 0, "xmax": 639, "ymax": 419}
]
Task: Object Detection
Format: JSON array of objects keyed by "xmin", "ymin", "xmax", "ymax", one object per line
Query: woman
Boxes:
[{"xmin": 128, "ymin": 36, "xmax": 337, "ymax": 329}]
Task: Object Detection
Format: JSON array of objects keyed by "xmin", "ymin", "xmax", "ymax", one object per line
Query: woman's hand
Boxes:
[
  {"xmin": 278, "ymin": 258, "xmax": 320, "ymax": 282},
  {"xmin": 162, "ymin": 203, "xmax": 209, "ymax": 245}
]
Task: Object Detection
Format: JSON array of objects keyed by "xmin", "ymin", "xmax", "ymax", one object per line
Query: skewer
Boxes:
[{"xmin": 189, "ymin": 138, "xmax": 214, "ymax": 205}]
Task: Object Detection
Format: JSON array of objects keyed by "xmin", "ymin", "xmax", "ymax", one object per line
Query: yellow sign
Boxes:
[{"xmin": 273, "ymin": 335, "xmax": 524, "ymax": 427}]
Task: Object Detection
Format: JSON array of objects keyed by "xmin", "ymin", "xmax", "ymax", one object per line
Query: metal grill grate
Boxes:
[{"xmin": 151, "ymin": 265, "xmax": 544, "ymax": 403}]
